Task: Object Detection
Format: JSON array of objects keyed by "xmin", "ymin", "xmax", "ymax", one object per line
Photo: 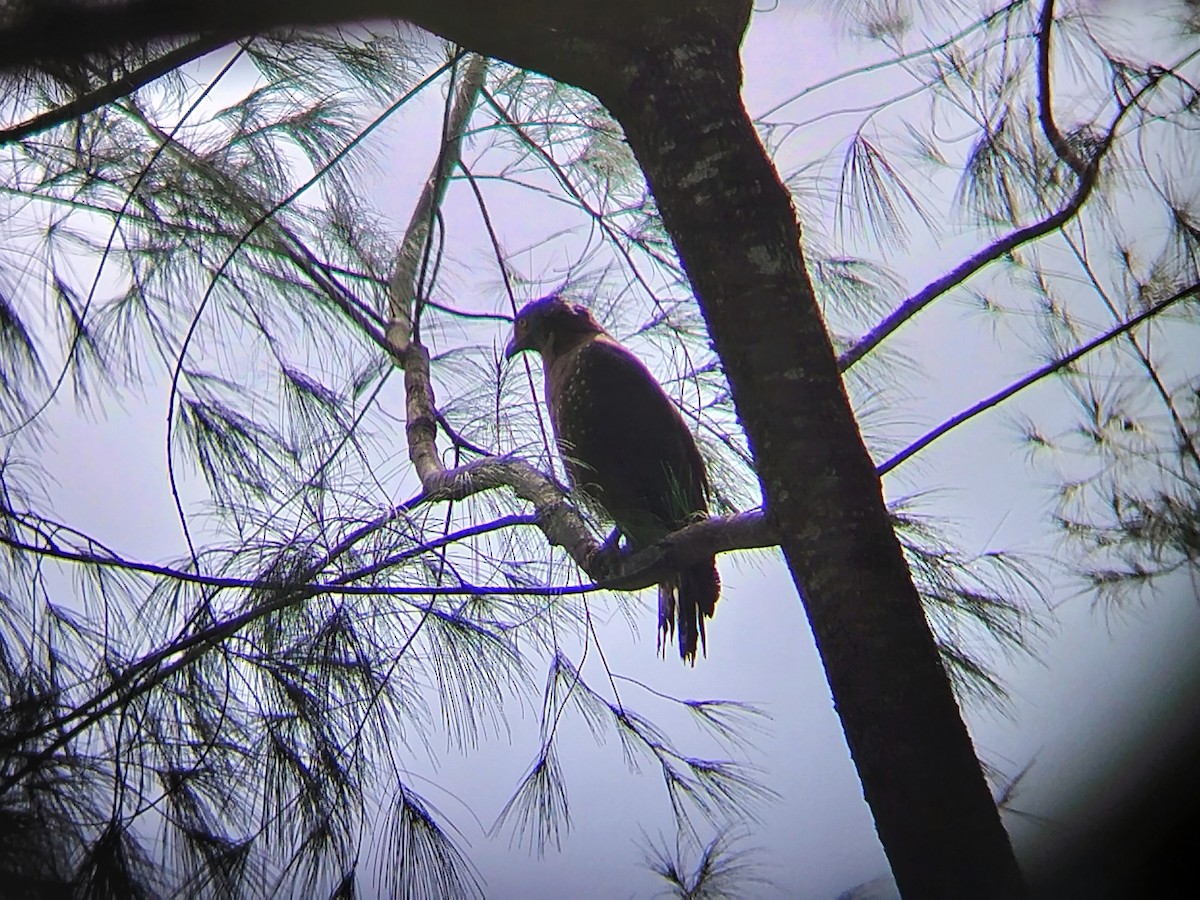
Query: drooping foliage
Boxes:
[{"xmin": 0, "ymin": 0, "xmax": 1195, "ymax": 893}]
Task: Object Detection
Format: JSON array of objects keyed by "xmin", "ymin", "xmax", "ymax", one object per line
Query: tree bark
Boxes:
[
  {"xmin": 594, "ymin": 35, "xmax": 1027, "ymax": 899},
  {"xmin": 1, "ymin": 2, "xmax": 1028, "ymax": 895}
]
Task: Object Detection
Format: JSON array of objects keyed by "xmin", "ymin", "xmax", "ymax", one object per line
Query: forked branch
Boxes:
[{"xmin": 838, "ymin": 37, "xmax": 1171, "ymax": 372}]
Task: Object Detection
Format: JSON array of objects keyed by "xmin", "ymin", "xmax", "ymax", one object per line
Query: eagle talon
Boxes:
[
  {"xmin": 600, "ymin": 526, "xmax": 623, "ymax": 554},
  {"xmin": 590, "ymin": 533, "xmax": 636, "ymax": 584}
]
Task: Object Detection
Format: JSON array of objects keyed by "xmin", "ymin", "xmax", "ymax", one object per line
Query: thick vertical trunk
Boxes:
[{"xmin": 595, "ymin": 33, "xmax": 1026, "ymax": 898}]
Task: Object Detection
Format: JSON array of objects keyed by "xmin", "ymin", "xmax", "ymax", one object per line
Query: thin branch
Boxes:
[
  {"xmin": 425, "ymin": 300, "xmax": 512, "ymax": 322},
  {"xmin": 157, "ymin": 56, "xmax": 457, "ymax": 567},
  {"xmin": 0, "ymin": 33, "xmax": 234, "ymax": 145},
  {"xmin": 0, "ymin": 528, "xmax": 576, "ymax": 599},
  {"xmin": 0, "ymin": 493, "xmax": 776, "ymax": 803},
  {"xmin": 456, "ymin": 160, "xmax": 558, "ymax": 465},
  {"xmin": 839, "ymin": 57, "xmax": 1168, "ymax": 372},
  {"xmin": 755, "ymin": 0, "xmax": 1030, "ymax": 120},
  {"xmin": 1035, "ymin": 0, "xmax": 1086, "ymax": 178},
  {"xmin": 435, "ymin": 409, "xmax": 495, "ymax": 457},
  {"xmin": 127, "ymin": 106, "xmax": 391, "ymax": 350},
  {"xmin": 878, "ymin": 281, "xmax": 1200, "ymax": 476},
  {"xmin": 478, "ymin": 87, "xmax": 688, "ymax": 317},
  {"xmin": 1063, "ymin": 230, "xmax": 1200, "ymax": 472},
  {"xmin": 0, "ymin": 43, "xmax": 248, "ymax": 442},
  {"xmin": 387, "ymin": 51, "xmax": 486, "ymax": 351},
  {"xmin": 0, "ymin": 131, "xmax": 475, "ymax": 792},
  {"xmin": 2, "ymin": 309, "xmax": 774, "ymax": 795}
]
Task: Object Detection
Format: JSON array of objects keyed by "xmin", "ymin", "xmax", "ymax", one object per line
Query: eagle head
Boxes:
[{"xmin": 505, "ymin": 296, "xmax": 606, "ymax": 360}]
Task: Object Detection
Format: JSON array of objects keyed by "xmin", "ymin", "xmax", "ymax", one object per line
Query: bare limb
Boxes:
[
  {"xmin": 0, "ymin": 1, "xmax": 394, "ymax": 71},
  {"xmin": 387, "ymin": 52, "xmax": 487, "ymax": 351},
  {"xmin": 592, "ymin": 511, "xmax": 775, "ymax": 591},
  {"xmin": 0, "ymin": 33, "xmax": 233, "ymax": 145},
  {"xmin": 839, "ymin": 53, "xmax": 1168, "ymax": 372},
  {"xmin": 878, "ymin": 281, "xmax": 1200, "ymax": 476},
  {"xmin": 395, "ymin": 338, "xmax": 775, "ymax": 577},
  {"xmin": 1035, "ymin": 0, "xmax": 1086, "ymax": 178}
]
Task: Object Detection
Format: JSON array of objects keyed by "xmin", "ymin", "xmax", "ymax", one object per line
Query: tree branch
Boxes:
[
  {"xmin": 378, "ymin": 45, "xmax": 779, "ymax": 593},
  {"xmin": 593, "ymin": 511, "xmax": 776, "ymax": 590},
  {"xmin": 1035, "ymin": 0, "xmax": 1087, "ymax": 178},
  {"xmin": 0, "ymin": 32, "xmax": 233, "ymax": 144},
  {"xmin": 0, "ymin": 473, "xmax": 775, "ymax": 796},
  {"xmin": 838, "ymin": 50, "xmax": 1166, "ymax": 373},
  {"xmin": 878, "ymin": 280, "xmax": 1200, "ymax": 476},
  {"xmin": 387, "ymin": 51, "xmax": 487, "ymax": 350},
  {"xmin": 121, "ymin": 102, "xmax": 392, "ymax": 350},
  {"xmin": 395, "ymin": 339, "xmax": 776, "ymax": 581},
  {"xmin": 0, "ymin": 1, "xmax": 392, "ymax": 71}
]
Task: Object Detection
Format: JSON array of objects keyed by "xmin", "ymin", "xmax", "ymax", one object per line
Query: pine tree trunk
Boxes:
[{"xmin": 595, "ymin": 30, "xmax": 1028, "ymax": 898}]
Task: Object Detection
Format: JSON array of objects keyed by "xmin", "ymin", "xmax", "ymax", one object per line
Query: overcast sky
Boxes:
[{"xmin": 28, "ymin": 2, "xmax": 1200, "ymax": 897}]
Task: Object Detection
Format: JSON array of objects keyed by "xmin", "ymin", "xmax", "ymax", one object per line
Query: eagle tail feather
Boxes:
[
  {"xmin": 657, "ymin": 582, "xmax": 676, "ymax": 657},
  {"xmin": 675, "ymin": 559, "xmax": 720, "ymax": 665}
]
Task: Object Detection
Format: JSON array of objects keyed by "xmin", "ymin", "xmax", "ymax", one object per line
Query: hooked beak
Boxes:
[{"xmin": 504, "ymin": 332, "xmax": 528, "ymax": 361}]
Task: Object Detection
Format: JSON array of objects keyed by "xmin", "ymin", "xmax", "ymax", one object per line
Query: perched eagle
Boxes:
[{"xmin": 505, "ymin": 296, "xmax": 720, "ymax": 663}]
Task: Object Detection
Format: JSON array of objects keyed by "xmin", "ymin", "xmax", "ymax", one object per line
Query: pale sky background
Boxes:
[{"xmin": 25, "ymin": 1, "xmax": 1200, "ymax": 897}]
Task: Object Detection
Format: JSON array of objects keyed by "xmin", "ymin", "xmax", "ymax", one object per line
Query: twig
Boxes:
[
  {"xmin": 878, "ymin": 281, "xmax": 1200, "ymax": 476},
  {"xmin": 0, "ymin": 33, "xmax": 234, "ymax": 145},
  {"xmin": 839, "ymin": 51, "xmax": 1167, "ymax": 372}
]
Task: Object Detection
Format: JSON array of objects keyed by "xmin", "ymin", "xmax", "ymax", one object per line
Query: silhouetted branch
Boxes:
[
  {"xmin": 382, "ymin": 51, "xmax": 775, "ymax": 590},
  {"xmin": 1035, "ymin": 0, "xmax": 1086, "ymax": 178},
  {"xmin": 397, "ymin": 338, "xmax": 777, "ymax": 581},
  {"xmin": 592, "ymin": 511, "xmax": 776, "ymax": 590},
  {"xmin": 0, "ymin": 526, "xmax": 579, "ymax": 598},
  {"xmin": 878, "ymin": 280, "xmax": 1200, "ymax": 476},
  {"xmin": 387, "ymin": 51, "xmax": 485, "ymax": 350},
  {"xmin": 0, "ymin": 0, "xmax": 392, "ymax": 72},
  {"xmin": 839, "ymin": 56, "xmax": 1167, "ymax": 372},
  {"xmin": 0, "ymin": 33, "xmax": 233, "ymax": 144}
]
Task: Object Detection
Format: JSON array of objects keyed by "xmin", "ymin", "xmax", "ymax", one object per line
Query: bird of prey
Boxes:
[{"xmin": 505, "ymin": 296, "xmax": 720, "ymax": 663}]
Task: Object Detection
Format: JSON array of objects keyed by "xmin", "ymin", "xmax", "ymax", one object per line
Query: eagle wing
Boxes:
[{"xmin": 547, "ymin": 335, "xmax": 708, "ymax": 548}]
